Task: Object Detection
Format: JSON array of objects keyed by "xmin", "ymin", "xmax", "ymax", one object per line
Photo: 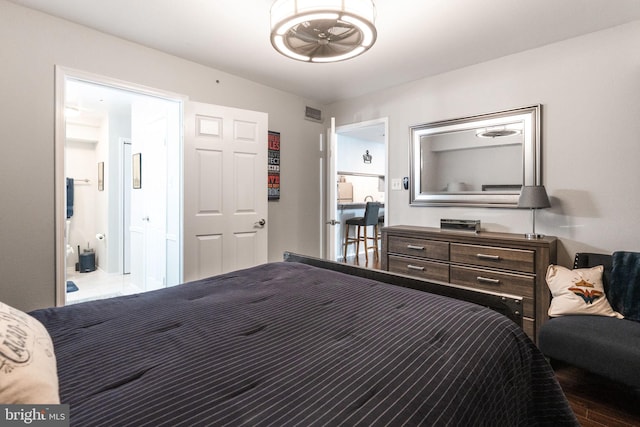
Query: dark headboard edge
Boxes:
[{"xmin": 283, "ymin": 251, "xmax": 523, "ymax": 327}]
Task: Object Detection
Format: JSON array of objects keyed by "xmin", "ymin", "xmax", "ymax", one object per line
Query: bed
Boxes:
[{"xmin": 26, "ymin": 253, "xmax": 577, "ymax": 426}]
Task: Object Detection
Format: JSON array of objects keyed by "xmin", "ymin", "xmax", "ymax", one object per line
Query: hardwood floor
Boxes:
[
  {"xmin": 343, "ymin": 252, "xmax": 382, "ymax": 270},
  {"xmin": 552, "ymin": 362, "xmax": 640, "ymax": 427},
  {"xmin": 345, "ymin": 253, "xmax": 640, "ymax": 427}
]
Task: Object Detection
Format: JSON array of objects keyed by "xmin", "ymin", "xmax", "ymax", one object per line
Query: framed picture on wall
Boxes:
[
  {"xmin": 133, "ymin": 153, "xmax": 142, "ymax": 189},
  {"xmin": 97, "ymin": 162, "xmax": 104, "ymax": 191}
]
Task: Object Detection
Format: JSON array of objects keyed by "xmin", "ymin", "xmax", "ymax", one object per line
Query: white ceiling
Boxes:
[{"xmin": 10, "ymin": 0, "xmax": 640, "ymax": 104}]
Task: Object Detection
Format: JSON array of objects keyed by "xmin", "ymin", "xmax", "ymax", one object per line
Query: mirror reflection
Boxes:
[{"xmin": 410, "ymin": 105, "xmax": 541, "ymax": 207}]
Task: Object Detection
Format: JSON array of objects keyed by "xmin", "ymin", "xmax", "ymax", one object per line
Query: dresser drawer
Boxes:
[
  {"xmin": 450, "ymin": 265, "xmax": 534, "ymax": 299},
  {"xmin": 388, "ymin": 236, "xmax": 449, "ymax": 261},
  {"xmin": 382, "ymin": 226, "xmax": 557, "ymax": 344},
  {"xmin": 388, "ymin": 255, "xmax": 450, "ymax": 282},
  {"xmin": 450, "ymin": 243, "xmax": 534, "ymax": 273}
]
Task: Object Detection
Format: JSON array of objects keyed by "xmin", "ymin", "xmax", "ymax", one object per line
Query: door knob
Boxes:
[
  {"xmin": 254, "ymin": 218, "xmax": 266, "ymax": 227},
  {"xmin": 326, "ymin": 219, "xmax": 339, "ymax": 225},
  {"xmin": 142, "ymin": 216, "xmax": 150, "ymax": 222}
]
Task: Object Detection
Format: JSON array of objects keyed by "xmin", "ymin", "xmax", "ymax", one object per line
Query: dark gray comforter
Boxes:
[{"xmin": 31, "ymin": 262, "xmax": 577, "ymax": 426}]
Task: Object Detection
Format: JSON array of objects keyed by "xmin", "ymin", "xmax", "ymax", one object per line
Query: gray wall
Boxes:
[
  {"xmin": 328, "ymin": 20, "xmax": 640, "ymax": 266},
  {"xmin": 0, "ymin": 1, "xmax": 324, "ymax": 311}
]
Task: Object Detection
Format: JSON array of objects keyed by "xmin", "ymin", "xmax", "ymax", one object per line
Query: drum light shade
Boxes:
[{"xmin": 270, "ymin": 0, "xmax": 377, "ymax": 63}]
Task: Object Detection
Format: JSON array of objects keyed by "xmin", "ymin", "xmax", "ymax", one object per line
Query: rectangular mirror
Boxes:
[{"xmin": 409, "ymin": 105, "xmax": 541, "ymax": 207}]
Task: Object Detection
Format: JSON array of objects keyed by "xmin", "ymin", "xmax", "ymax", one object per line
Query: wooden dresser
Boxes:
[{"xmin": 381, "ymin": 225, "xmax": 557, "ymax": 342}]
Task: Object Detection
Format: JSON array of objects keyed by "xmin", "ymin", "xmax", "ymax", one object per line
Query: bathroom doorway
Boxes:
[{"xmin": 59, "ymin": 69, "xmax": 182, "ymax": 305}]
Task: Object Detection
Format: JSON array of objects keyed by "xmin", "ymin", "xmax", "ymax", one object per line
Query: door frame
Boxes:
[
  {"xmin": 323, "ymin": 117, "xmax": 389, "ymax": 260},
  {"xmin": 54, "ymin": 66, "xmax": 186, "ymax": 306}
]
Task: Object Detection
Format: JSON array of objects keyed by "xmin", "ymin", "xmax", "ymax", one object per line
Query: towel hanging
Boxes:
[{"xmin": 66, "ymin": 178, "xmax": 74, "ymax": 218}]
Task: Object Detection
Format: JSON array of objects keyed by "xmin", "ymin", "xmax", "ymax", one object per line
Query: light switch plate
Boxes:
[{"xmin": 391, "ymin": 178, "xmax": 402, "ymax": 190}]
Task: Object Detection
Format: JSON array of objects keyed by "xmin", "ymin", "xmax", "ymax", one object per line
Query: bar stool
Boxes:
[{"xmin": 343, "ymin": 202, "xmax": 381, "ymax": 263}]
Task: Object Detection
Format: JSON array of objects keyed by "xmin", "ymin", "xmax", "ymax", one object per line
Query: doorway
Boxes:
[
  {"xmin": 56, "ymin": 68, "xmax": 183, "ymax": 305},
  {"xmin": 324, "ymin": 118, "xmax": 389, "ymax": 263},
  {"xmin": 56, "ymin": 67, "xmax": 270, "ymax": 307}
]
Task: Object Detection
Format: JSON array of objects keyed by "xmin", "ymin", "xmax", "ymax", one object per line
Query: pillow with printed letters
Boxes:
[
  {"xmin": 0, "ymin": 301, "xmax": 60, "ymax": 404},
  {"xmin": 546, "ymin": 265, "xmax": 623, "ymax": 318}
]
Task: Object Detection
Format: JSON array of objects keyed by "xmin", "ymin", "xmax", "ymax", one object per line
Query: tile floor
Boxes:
[{"xmin": 66, "ymin": 269, "xmax": 142, "ymax": 305}]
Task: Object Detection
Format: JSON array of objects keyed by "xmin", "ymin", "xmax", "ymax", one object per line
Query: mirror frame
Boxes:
[{"xmin": 409, "ymin": 105, "xmax": 541, "ymax": 207}]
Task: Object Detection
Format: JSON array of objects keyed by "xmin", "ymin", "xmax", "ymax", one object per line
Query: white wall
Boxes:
[
  {"xmin": 337, "ymin": 136, "xmax": 385, "ymax": 202},
  {"xmin": 65, "ymin": 136, "xmax": 99, "ymax": 269},
  {"xmin": 105, "ymin": 107, "xmax": 131, "ymax": 274},
  {"xmin": 0, "ymin": 0, "xmax": 324, "ymax": 311},
  {"xmin": 337, "ymin": 136, "xmax": 385, "ymax": 175},
  {"xmin": 329, "ymin": 20, "xmax": 640, "ymax": 266}
]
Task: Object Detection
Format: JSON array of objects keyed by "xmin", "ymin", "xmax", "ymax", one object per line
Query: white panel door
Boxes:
[
  {"xmin": 129, "ymin": 129, "xmax": 145, "ymax": 290},
  {"xmin": 131, "ymin": 99, "xmax": 170, "ymax": 292},
  {"xmin": 183, "ymin": 102, "xmax": 268, "ymax": 282},
  {"xmin": 141, "ymin": 115, "xmax": 167, "ymax": 291}
]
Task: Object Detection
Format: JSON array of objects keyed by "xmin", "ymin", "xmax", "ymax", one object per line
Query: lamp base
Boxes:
[{"xmin": 524, "ymin": 232, "xmax": 545, "ymax": 240}]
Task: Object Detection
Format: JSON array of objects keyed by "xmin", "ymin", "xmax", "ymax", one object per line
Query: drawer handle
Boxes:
[
  {"xmin": 477, "ymin": 276, "xmax": 501, "ymax": 284},
  {"xmin": 407, "ymin": 264, "xmax": 425, "ymax": 271},
  {"xmin": 477, "ymin": 253, "xmax": 501, "ymax": 261},
  {"xmin": 407, "ymin": 245, "xmax": 425, "ymax": 251}
]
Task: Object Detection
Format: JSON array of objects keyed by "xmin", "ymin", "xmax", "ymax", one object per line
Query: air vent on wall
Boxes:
[{"xmin": 305, "ymin": 106, "xmax": 323, "ymax": 123}]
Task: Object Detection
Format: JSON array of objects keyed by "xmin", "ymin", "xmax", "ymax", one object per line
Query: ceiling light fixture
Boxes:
[
  {"xmin": 270, "ymin": 0, "xmax": 377, "ymax": 63},
  {"xmin": 475, "ymin": 124, "xmax": 523, "ymax": 138},
  {"xmin": 64, "ymin": 105, "xmax": 81, "ymax": 117}
]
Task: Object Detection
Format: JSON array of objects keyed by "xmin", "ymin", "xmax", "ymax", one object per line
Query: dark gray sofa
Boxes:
[{"xmin": 538, "ymin": 252, "xmax": 640, "ymax": 389}]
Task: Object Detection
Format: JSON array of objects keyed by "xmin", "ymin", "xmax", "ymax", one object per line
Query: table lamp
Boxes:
[{"xmin": 518, "ymin": 185, "xmax": 551, "ymax": 239}]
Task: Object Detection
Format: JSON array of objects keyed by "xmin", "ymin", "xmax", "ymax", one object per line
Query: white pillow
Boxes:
[
  {"xmin": 0, "ymin": 301, "xmax": 60, "ymax": 404},
  {"xmin": 546, "ymin": 265, "xmax": 623, "ymax": 318}
]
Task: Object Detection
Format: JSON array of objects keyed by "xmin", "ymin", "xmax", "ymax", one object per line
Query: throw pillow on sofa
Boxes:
[{"xmin": 546, "ymin": 265, "xmax": 623, "ymax": 318}]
